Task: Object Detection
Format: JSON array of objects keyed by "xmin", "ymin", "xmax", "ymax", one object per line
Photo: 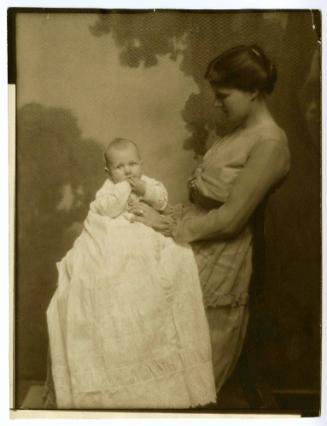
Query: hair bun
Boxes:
[{"xmin": 250, "ymin": 45, "xmax": 277, "ymax": 94}]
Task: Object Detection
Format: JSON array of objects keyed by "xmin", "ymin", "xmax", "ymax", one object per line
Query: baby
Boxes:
[
  {"xmin": 90, "ymin": 137, "xmax": 168, "ymax": 220},
  {"xmin": 46, "ymin": 137, "xmax": 216, "ymax": 409}
]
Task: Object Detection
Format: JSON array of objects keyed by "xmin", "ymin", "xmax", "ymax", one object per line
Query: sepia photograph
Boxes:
[{"xmin": 9, "ymin": 8, "xmax": 321, "ymax": 416}]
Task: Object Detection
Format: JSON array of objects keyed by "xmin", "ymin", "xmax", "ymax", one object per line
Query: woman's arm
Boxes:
[{"xmin": 172, "ymin": 138, "xmax": 290, "ymax": 243}]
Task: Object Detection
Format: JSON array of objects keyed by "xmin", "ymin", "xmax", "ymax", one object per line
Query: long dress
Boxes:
[
  {"xmin": 169, "ymin": 123, "xmax": 290, "ymax": 392},
  {"xmin": 46, "ymin": 176, "xmax": 216, "ymax": 409}
]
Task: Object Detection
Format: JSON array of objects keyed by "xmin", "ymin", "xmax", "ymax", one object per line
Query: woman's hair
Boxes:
[{"xmin": 205, "ymin": 44, "xmax": 277, "ymax": 94}]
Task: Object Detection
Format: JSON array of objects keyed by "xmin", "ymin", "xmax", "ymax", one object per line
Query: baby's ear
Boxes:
[{"xmin": 104, "ymin": 167, "xmax": 110, "ymax": 174}]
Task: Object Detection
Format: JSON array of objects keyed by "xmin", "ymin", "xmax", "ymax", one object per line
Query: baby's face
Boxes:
[{"xmin": 108, "ymin": 146, "xmax": 142, "ymax": 183}]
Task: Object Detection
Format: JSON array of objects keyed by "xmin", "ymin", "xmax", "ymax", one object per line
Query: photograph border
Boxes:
[{"xmin": 4, "ymin": 2, "xmax": 326, "ymax": 423}]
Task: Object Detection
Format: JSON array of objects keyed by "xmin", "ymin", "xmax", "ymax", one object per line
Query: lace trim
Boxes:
[
  {"xmin": 73, "ymin": 367, "xmax": 216, "ymax": 409},
  {"xmin": 52, "ymin": 348, "xmax": 216, "ymax": 408},
  {"xmin": 69, "ymin": 347, "xmax": 211, "ymax": 394}
]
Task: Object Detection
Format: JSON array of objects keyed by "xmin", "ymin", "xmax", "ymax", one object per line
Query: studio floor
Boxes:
[{"xmin": 15, "ymin": 379, "xmax": 320, "ymax": 416}]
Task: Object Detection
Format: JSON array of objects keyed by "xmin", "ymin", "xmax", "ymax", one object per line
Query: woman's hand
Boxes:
[
  {"xmin": 128, "ymin": 201, "xmax": 173, "ymax": 236},
  {"xmin": 187, "ymin": 177, "xmax": 197, "ymax": 190},
  {"xmin": 187, "ymin": 167, "xmax": 203, "ymax": 189}
]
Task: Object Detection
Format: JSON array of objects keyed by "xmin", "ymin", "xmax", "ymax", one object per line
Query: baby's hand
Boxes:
[{"xmin": 127, "ymin": 176, "xmax": 146, "ymax": 196}]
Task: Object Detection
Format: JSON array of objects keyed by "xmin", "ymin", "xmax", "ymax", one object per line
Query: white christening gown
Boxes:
[{"xmin": 47, "ymin": 177, "xmax": 216, "ymax": 409}]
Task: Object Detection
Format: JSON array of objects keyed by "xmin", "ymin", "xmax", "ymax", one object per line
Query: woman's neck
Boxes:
[{"xmin": 242, "ymin": 96, "xmax": 274, "ymax": 130}]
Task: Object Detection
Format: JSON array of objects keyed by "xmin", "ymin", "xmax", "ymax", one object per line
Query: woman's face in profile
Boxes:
[{"xmin": 211, "ymin": 85, "xmax": 255, "ymax": 126}]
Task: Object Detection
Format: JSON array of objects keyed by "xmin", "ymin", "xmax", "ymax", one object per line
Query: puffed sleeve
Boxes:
[
  {"xmin": 142, "ymin": 176, "xmax": 168, "ymax": 211},
  {"xmin": 90, "ymin": 180, "xmax": 131, "ymax": 218},
  {"xmin": 172, "ymin": 138, "xmax": 290, "ymax": 244}
]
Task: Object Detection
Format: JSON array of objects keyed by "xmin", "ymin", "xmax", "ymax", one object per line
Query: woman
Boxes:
[{"xmin": 129, "ymin": 44, "xmax": 291, "ymax": 394}]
